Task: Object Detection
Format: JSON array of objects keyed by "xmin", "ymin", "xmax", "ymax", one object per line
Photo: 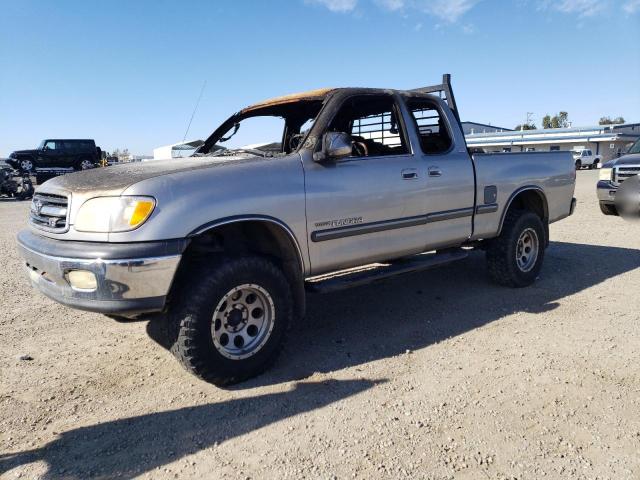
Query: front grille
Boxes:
[
  {"xmin": 29, "ymin": 192, "xmax": 70, "ymax": 232},
  {"xmin": 614, "ymin": 165, "xmax": 640, "ymax": 184}
]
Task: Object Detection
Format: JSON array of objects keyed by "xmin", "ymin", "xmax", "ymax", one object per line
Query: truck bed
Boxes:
[{"xmin": 471, "ymin": 151, "xmax": 575, "ymax": 240}]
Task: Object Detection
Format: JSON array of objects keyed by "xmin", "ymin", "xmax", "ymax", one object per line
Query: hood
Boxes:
[
  {"xmin": 11, "ymin": 149, "xmax": 39, "ymax": 156},
  {"xmin": 603, "ymin": 153, "xmax": 640, "ymax": 168},
  {"xmin": 38, "ymin": 155, "xmax": 264, "ymax": 194}
]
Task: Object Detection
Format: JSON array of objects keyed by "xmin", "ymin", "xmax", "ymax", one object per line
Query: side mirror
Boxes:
[{"xmin": 313, "ymin": 132, "xmax": 352, "ymax": 162}]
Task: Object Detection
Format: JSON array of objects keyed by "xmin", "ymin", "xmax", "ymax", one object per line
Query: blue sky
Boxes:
[{"xmin": 1, "ymin": 0, "xmax": 639, "ymax": 156}]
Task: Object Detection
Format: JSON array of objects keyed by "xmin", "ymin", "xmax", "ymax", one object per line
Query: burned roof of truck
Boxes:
[{"xmin": 241, "ymin": 88, "xmax": 337, "ymax": 114}]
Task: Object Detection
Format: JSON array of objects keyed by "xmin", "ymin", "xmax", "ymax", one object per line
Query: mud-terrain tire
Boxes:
[
  {"xmin": 168, "ymin": 256, "xmax": 292, "ymax": 386},
  {"xmin": 486, "ymin": 210, "xmax": 546, "ymax": 288}
]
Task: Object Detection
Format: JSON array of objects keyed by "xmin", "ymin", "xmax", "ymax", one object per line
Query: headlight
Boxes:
[
  {"xmin": 599, "ymin": 168, "xmax": 613, "ymax": 181},
  {"xmin": 74, "ymin": 196, "xmax": 156, "ymax": 232}
]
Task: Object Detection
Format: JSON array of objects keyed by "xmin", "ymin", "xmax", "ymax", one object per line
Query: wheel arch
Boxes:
[
  {"xmin": 498, "ymin": 186, "xmax": 549, "ymax": 242},
  {"xmin": 177, "ymin": 215, "xmax": 307, "ymax": 320}
]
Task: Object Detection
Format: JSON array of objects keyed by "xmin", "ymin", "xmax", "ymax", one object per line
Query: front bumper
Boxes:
[
  {"xmin": 17, "ymin": 229, "xmax": 186, "ymax": 316},
  {"xmin": 597, "ymin": 180, "xmax": 617, "ymax": 204}
]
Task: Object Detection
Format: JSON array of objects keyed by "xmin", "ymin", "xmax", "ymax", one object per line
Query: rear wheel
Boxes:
[
  {"xmin": 486, "ymin": 210, "xmax": 546, "ymax": 288},
  {"xmin": 77, "ymin": 159, "xmax": 94, "ymax": 170},
  {"xmin": 167, "ymin": 256, "xmax": 292, "ymax": 386}
]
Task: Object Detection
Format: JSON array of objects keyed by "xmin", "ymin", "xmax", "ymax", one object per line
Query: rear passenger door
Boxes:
[
  {"xmin": 403, "ymin": 97, "xmax": 476, "ymax": 249},
  {"xmin": 61, "ymin": 141, "xmax": 78, "ymax": 168}
]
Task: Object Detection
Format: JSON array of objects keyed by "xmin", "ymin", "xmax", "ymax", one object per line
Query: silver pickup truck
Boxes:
[{"xmin": 17, "ymin": 75, "xmax": 576, "ymax": 385}]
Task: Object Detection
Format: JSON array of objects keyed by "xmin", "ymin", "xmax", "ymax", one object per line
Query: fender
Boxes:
[
  {"xmin": 498, "ymin": 185, "xmax": 549, "ymax": 236},
  {"xmin": 187, "ymin": 214, "xmax": 306, "ymax": 274}
]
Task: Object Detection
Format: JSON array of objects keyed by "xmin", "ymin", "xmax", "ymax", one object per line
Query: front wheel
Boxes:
[
  {"xmin": 20, "ymin": 158, "xmax": 34, "ymax": 172},
  {"xmin": 599, "ymin": 203, "xmax": 618, "ymax": 216},
  {"xmin": 486, "ymin": 210, "xmax": 546, "ymax": 288},
  {"xmin": 167, "ymin": 256, "xmax": 293, "ymax": 386},
  {"xmin": 575, "ymin": 160, "xmax": 582, "ymax": 170}
]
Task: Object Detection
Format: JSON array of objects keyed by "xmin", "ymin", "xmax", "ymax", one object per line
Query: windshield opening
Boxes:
[
  {"xmin": 197, "ymin": 99, "xmax": 324, "ymax": 157},
  {"xmin": 628, "ymin": 139, "xmax": 640, "ymax": 155}
]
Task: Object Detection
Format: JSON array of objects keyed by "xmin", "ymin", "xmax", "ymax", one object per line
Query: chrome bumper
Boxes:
[{"xmin": 17, "ymin": 231, "xmax": 183, "ymax": 316}]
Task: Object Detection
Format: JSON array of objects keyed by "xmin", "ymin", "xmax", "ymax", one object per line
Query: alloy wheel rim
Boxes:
[
  {"xmin": 21, "ymin": 160, "xmax": 33, "ymax": 171},
  {"xmin": 515, "ymin": 228, "xmax": 539, "ymax": 272},
  {"xmin": 81, "ymin": 160, "xmax": 93, "ymax": 170},
  {"xmin": 211, "ymin": 284, "xmax": 275, "ymax": 360}
]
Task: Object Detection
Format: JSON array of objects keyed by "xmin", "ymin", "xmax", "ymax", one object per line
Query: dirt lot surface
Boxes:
[{"xmin": 1, "ymin": 170, "xmax": 639, "ymax": 480}]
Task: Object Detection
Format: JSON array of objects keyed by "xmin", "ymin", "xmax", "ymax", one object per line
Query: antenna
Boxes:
[
  {"xmin": 182, "ymin": 80, "xmax": 207, "ymax": 144},
  {"xmin": 522, "ymin": 112, "xmax": 534, "ymax": 131}
]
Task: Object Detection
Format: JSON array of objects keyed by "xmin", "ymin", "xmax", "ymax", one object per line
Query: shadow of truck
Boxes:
[
  {"xmin": 0, "ymin": 379, "xmax": 379, "ymax": 479},
  {"xmin": 215, "ymin": 240, "xmax": 638, "ymax": 387}
]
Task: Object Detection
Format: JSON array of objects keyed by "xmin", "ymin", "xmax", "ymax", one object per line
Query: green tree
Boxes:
[
  {"xmin": 514, "ymin": 123, "xmax": 537, "ymax": 130},
  {"xmin": 543, "ymin": 112, "xmax": 569, "ymax": 129},
  {"xmin": 599, "ymin": 116, "xmax": 625, "ymax": 125}
]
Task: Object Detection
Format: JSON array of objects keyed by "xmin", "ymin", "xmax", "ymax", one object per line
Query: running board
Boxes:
[{"xmin": 305, "ymin": 249, "xmax": 468, "ymax": 294}]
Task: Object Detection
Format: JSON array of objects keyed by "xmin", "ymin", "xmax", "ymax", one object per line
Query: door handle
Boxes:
[
  {"xmin": 428, "ymin": 166, "xmax": 442, "ymax": 177},
  {"xmin": 402, "ymin": 168, "xmax": 418, "ymax": 180}
]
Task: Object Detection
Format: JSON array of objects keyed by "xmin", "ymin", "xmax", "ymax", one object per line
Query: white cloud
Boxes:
[
  {"xmin": 308, "ymin": 0, "xmax": 639, "ymax": 19},
  {"xmin": 539, "ymin": 0, "xmax": 606, "ymax": 17},
  {"xmin": 305, "ymin": 0, "xmax": 358, "ymax": 12},
  {"xmin": 623, "ymin": 0, "xmax": 640, "ymax": 14},
  {"xmin": 310, "ymin": 0, "xmax": 479, "ymax": 21},
  {"xmin": 415, "ymin": 0, "xmax": 480, "ymax": 23},
  {"xmin": 377, "ymin": 0, "xmax": 405, "ymax": 10},
  {"xmin": 378, "ymin": 0, "xmax": 480, "ymax": 22}
]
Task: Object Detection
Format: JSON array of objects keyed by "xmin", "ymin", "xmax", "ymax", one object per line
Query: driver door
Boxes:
[
  {"xmin": 303, "ymin": 94, "xmax": 429, "ymax": 274},
  {"xmin": 40, "ymin": 140, "xmax": 62, "ymax": 168}
]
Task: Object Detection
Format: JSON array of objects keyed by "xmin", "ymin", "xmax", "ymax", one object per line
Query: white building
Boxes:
[
  {"xmin": 153, "ymin": 140, "xmax": 204, "ymax": 161},
  {"xmin": 465, "ymin": 123, "xmax": 640, "ymax": 162},
  {"xmin": 461, "ymin": 121, "xmax": 512, "ymax": 135}
]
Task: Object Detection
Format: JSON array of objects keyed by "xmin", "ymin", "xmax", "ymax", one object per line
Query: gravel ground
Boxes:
[{"xmin": 1, "ymin": 170, "xmax": 639, "ymax": 480}]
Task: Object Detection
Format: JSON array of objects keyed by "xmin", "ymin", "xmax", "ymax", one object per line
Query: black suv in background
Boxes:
[{"xmin": 7, "ymin": 139, "xmax": 102, "ymax": 172}]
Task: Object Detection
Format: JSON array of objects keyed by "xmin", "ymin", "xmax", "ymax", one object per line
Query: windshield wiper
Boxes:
[
  {"xmin": 208, "ymin": 148, "xmax": 269, "ymax": 158},
  {"xmin": 194, "ymin": 147, "xmax": 271, "ymax": 158}
]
